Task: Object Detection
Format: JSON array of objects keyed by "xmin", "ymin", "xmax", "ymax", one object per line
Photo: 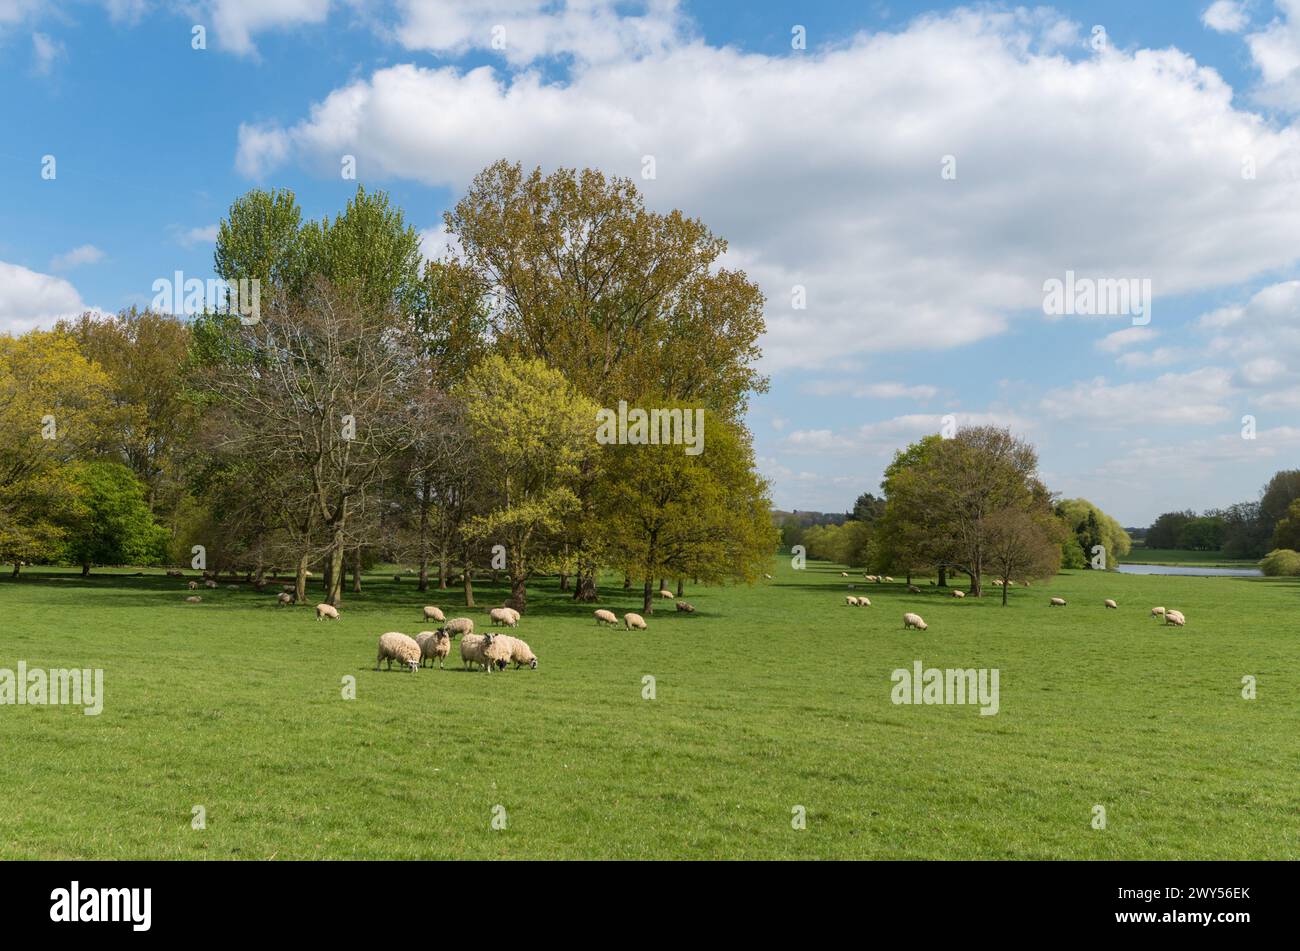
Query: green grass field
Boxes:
[{"xmin": 2, "ymin": 559, "xmax": 1297, "ymax": 859}]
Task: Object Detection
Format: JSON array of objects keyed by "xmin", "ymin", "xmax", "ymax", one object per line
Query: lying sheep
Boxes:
[
  {"xmin": 676, "ymin": 601, "xmax": 696, "ymax": 613},
  {"xmin": 624, "ymin": 612, "xmax": 647, "ymax": 631},
  {"xmin": 1151, "ymin": 606, "xmax": 1166, "ymax": 618},
  {"xmin": 658, "ymin": 589, "xmax": 675, "ymax": 599},
  {"xmin": 184, "ymin": 596, "xmax": 202, "ymax": 604},
  {"xmin": 277, "ymin": 592, "xmax": 294, "ymax": 606},
  {"xmin": 1103, "ymin": 599, "xmax": 1118, "ymax": 609},
  {"xmin": 951, "ymin": 589, "xmax": 965, "ymax": 599},
  {"xmin": 1164, "ymin": 610, "xmax": 1186, "ymax": 627},
  {"xmin": 907, "ymin": 584, "xmax": 921, "ymax": 594},
  {"xmin": 594, "ymin": 609, "xmax": 618, "ymax": 626},
  {"xmin": 1048, "ymin": 597, "xmax": 1067, "ymax": 607},
  {"xmin": 376, "ymin": 632, "xmax": 420, "ymax": 672},
  {"xmin": 444, "ymin": 617, "xmax": 474, "ymax": 639},
  {"xmin": 316, "ymin": 603, "xmax": 340, "ymax": 621},
  {"xmin": 422, "ymin": 605, "xmax": 446, "ymax": 623},
  {"xmin": 902, "ymin": 612, "xmax": 928, "ymax": 631},
  {"xmin": 416, "ymin": 630, "xmax": 451, "ymax": 669},
  {"xmin": 495, "ymin": 634, "xmax": 538, "ymax": 670},
  {"xmin": 846, "ymin": 596, "xmax": 860, "ymax": 607},
  {"xmin": 488, "ymin": 606, "xmax": 519, "ymax": 628}
]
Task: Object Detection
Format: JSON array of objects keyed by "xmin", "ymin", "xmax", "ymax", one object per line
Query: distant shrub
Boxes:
[{"xmin": 1259, "ymin": 549, "xmax": 1300, "ymax": 577}]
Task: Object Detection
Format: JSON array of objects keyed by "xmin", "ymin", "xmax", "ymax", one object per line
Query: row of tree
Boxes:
[
  {"xmin": 1144, "ymin": 471, "xmax": 1300, "ymax": 557},
  {"xmin": 0, "ymin": 161, "xmax": 779, "ymax": 612}
]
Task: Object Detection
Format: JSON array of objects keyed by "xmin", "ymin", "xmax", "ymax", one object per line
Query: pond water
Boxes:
[{"xmin": 1116, "ymin": 563, "xmax": 1263, "ymax": 577}]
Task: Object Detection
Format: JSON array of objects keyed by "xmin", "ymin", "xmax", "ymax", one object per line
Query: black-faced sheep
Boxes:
[{"xmin": 416, "ymin": 630, "xmax": 451, "ymax": 669}]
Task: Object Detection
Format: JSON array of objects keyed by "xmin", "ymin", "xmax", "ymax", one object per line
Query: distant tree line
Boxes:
[{"xmin": 1143, "ymin": 470, "xmax": 1300, "ymax": 558}]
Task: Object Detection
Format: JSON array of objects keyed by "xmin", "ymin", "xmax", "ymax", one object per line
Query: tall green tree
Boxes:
[{"xmin": 64, "ymin": 461, "xmax": 167, "ymax": 574}]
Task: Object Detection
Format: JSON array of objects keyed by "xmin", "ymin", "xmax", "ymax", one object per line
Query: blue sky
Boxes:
[{"xmin": 4, "ymin": 0, "xmax": 1300, "ymax": 525}]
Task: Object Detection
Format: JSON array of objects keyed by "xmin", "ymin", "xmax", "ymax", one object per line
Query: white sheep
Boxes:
[
  {"xmin": 884, "ymin": 576, "xmax": 895, "ymax": 583},
  {"xmin": 676, "ymin": 601, "xmax": 696, "ymax": 613},
  {"xmin": 495, "ymin": 634, "xmax": 538, "ymax": 670},
  {"xmin": 857, "ymin": 596, "xmax": 871, "ymax": 607},
  {"xmin": 907, "ymin": 584, "xmax": 921, "ymax": 594},
  {"xmin": 624, "ymin": 612, "xmax": 647, "ymax": 631},
  {"xmin": 422, "ymin": 605, "xmax": 446, "ymax": 623},
  {"xmin": 1151, "ymin": 606, "xmax": 1166, "ymax": 618},
  {"xmin": 658, "ymin": 589, "xmax": 675, "ymax": 599},
  {"xmin": 1048, "ymin": 597, "xmax": 1066, "ymax": 607},
  {"xmin": 460, "ymin": 632, "xmax": 511, "ymax": 672},
  {"xmin": 840, "ymin": 572, "xmax": 849, "ymax": 577},
  {"xmin": 376, "ymin": 632, "xmax": 420, "ymax": 672},
  {"xmin": 316, "ymin": 603, "xmax": 340, "ymax": 621},
  {"xmin": 184, "ymin": 595, "xmax": 202, "ymax": 604},
  {"xmin": 594, "ymin": 609, "xmax": 618, "ymax": 626},
  {"xmin": 763, "ymin": 573, "xmax": 772, "ymax": 580},
  {"xmin": 204, "ymin": 580, "xmax": 218, "ymax": 589},
  {"xmin": 1164, "ymin": 610, "xmax": 1186, "ymax": 627},
  {"xmin": 846, "ymin": 596, "xmax": 860, "ymax": 606},
  {"xmin": 865, "ymin": 575, "xmax": 878, "ymax": 582},
  {"xmin": 1103, "ymin": 599, "xmax": 1118, "ymax": 609},
  {"xmin": 951, "ymin": 589, "xmax": 965, "ymax": 599},
  {"xmin": 188, "ymin": 581, "xmax": 198, "ymax": 590},
  {"xmin": 444, "ymin": 617, "xmax": 474, "ymax": 639},
  {"xmin": 416, "ymin": 630, "xmax": 451, "ymax": 669},
  {"xmin": 902, "ymin": 612, "xmax": 928, "ymax": 631},
  {"xmin": 488, "ymin": 606, "xmax": 519, "ymax": 628},
  {"xmin": 277, "ymin": 592, "xmax": 293, "ymax": 606}
]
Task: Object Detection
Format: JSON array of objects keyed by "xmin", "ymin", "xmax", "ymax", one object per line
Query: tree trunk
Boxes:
[
  {"xmin": 906, "ymin": 571, "xmax": 912, "ymax": 585},
  {"xmin": 509, "ymin": 575, "xmax": 527, "ymax": 614},
  {"xmin": 1001, "ymin": 576, "xmax": 1008, "ymax": 606},
  {"xmin": 81, "ymin": 562, "xmax": 91, "ymax": 577},
  {"xmin": 938, "ymin": 566, "xmax": 947, "ymax": 587},
  {"xmin": 558, "ymin": 573, "xmax": 569, "ymax": 592},
  {"xmin": 676, "ymin": 578, "xmax": 684, "ymax": 597},
  {"xmin": 326, "ymin": 525, "xmax": 345, "ymax": 607},
  {"xmin": 12, "ymin": 562, "xmax": 21, "ymax": 578},
  {"xmin": 295, "ymin": 552, "xmax": 309, "ymax": 603},
  {"xmin": 573, "ymin": 568, "xmax": 598, "ymax": 602},
  {"xmin": 642, "ymin": 577, "xmax": 654, "ymax": 614},
  {"xmin": 351, "ymin": 547, "xmax": 362, "ymax": 594},
  {"xmin": 462, "ymin": 566, "xmax": 475, "ymax": 608},
  {"xmin": 438, "ymin": 541, "xmax": 449, "ymax": 590},
  {"xmin": 417, "ymin": 483, "xmax": 430, "ymax": 593},
  {"xmin": 623, "ymin": 574, "xmax": 632, "ymax": 590},
  {"xmin": 659, "ymin": 577, "xmax": 666, "ymax": 593}
]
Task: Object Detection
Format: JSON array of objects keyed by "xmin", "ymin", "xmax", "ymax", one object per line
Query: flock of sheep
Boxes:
[{"xmin": 840, "ymin": 571, "xmax": 1191, "ymax": 632}]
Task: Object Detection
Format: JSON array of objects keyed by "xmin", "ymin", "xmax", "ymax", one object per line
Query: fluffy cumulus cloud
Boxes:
[
  {"xmin": 1203, "ymin": 1, "xmax": 1250, "ymax": 33},
  {"xmin": 205, "ymin": 0, "xmax": 331, "ymax": 55},
  {"xmin": 49, "ymin": 244, "xmax": 104, "ymax": 271},
  {"xmin": 393, "ymin": 0, "xmax": 687, "ymax": 66},
  {"xmin": 235, "ymin": 8, "xmax": 1300, "ymax": 375},
  {"xmin": 0, "ymin": 261, "xmax": 85, "ymax": 334},
  {"xmin": 1199, "ymin": 280, "xmax": 1300, "ymax": 407}
]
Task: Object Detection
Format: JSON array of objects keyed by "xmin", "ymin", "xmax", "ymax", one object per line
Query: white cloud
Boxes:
[
  {"xmin": 1096, "ymin": 326, "xmax": 1158, "ymax": 353},
  {"xmin": 1203, "ymin": 1, "xmax": 1250, "ymax": 33},
  {"xmin": 205, "ymin": 0, "xmax": 331, "ymax": 56},
  {"xmin": 30, "ymin": 30, "xmax": 62, "ymax": 73},
  {"xmin": 177, "ymin": 224, "xmax": 219, "ymax": 246},
  {"xmin": 1040, "ymin": 368, "xmax": 1236, "ymax": 426},
  {"xmin": 393, "ymin": 0, "xmax": 687, "ymax": 66},
  {"xmin": 0, "ymin": 261, "xmax": 85, "ymax": 334},
  {"xmin": 49, "ymin": 244, "xmax": 104, "ymax": 271},
  {"xmin": 234, "ymin": 9, "xmax": 1300, "ymax": 371},
  {"xmin": 801, "ymin": 379, "xmax": 939, "ymax": 400}
]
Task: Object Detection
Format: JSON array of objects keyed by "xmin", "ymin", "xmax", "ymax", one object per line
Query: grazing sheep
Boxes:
[
  {"xmin": 907, "ymin": 584, "xmax": 921, "ymax": 594},
  {"xmin": 594, "ymin": 609, "xmax": 618, "ymax": 626},
  {"xmin": 316, "ymin": 603, "xmax": 340, "ymax": 621},
  {"xmin": 501, "ymin": 606, "xmax": 521, "ymax": 625},
  {"xmin": 459, "ymin": 633, "xmax": 490, "ymax": 670},
  {"xmin": 422, "ymin": 605, "xmax": 446, "ymax": 623},
  {"xmin": 884, "ymin": 576, "xmax": 895, "ymax": 583},
  {"xmin": 375, "ymin": 632, "xmax": 421, "ymax": 672},
  {"xmin": 188, "ymin": 581, "xmax": 198, "ymax": 590},
  {"xmin": 856, "ymin": 596, "xmax": 871, "ymax": 607},
  {"xmin": 763, "ymin": 573, "xmax": 772, "ymax": 580},
  {"xmin": 461, "ymin": 632, "xmax": 509, "ymax": 672},
  {"xmin": 840, "ymin": 572, "xmax": 849, "ymax": 577},
  {"xmin": 1151, "ymin": 607, "xmax": 1166, "ymax": 618},
  {"xmin": 902, "ymin": 612, "xmax": 928, "ymax": 631},
  {"xmin": 495, "ymin": 634, "xmax": 538, "ymax": 670},
  {"xmin": 444, "ymin": 617, "xmax": 474, "ymax": 639},
  {"xmin": 676, "ymin": 601, "xmax": 696, "ymax": 613},
  {"xmin": 865, "ymin": 575, "xmax": 878, "ymax": 582},
  {"xmin": 624, "ymin": 612, "xmax": 647, "ymax": 631},
  {"xmin": 1164, "ymin": 610, "xmax": 1186, "ymax": 627},
  {"xmin": 488, "ymin": 606, "xmax": 519, "ymax": 628},
  {"xmin": 1103, "ymin": 599, "xmax": 1118, "ymax": 609},
  {"xmin": 658, "ymin": 589, "xmax": 675, "ymax": 599},
  {"xmin": 416, "ymin": 630, "xmax": 451, "ymax": 669},
  {"xmin": 184, "ymin": 596, "xmax": 202, "ymax": 604},
  {"xmin": 277, "ymin": 592, "xmax": 294, "ymax": 606},
  {"xmin": 1049, "ymin": 597, "xmax": 1066, "ymax": 607},
  {"xmin": 951, "ymin": 589, "xmax": 965, "ymax": 599},
  {"xmin": 1006, "ymin": 580, "xmax": 1016, "ymax": 587},
  {"xmin": 991, "ymin": 579, "xmax": 1004, "ymax": 587},
  {"xmin": 165, "ymin": 568, "xmax": 183, "ymax": 578},
  {"xmin": 846, "ymin": 596, "xmax": 860, "ymax": 607}
]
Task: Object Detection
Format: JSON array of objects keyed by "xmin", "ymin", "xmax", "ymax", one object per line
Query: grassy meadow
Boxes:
[{"xmin": 1, "ymin": 559, "xmax": 1297, "ymax": 860}]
